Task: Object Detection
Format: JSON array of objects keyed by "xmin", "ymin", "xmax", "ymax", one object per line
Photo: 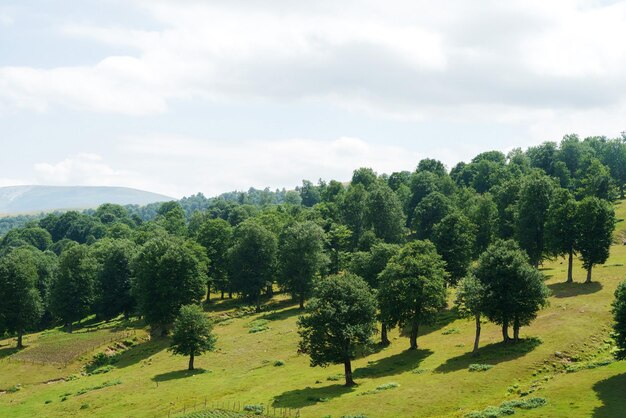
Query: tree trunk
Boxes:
[
  {"xmin": 66, "ymin": 322, "xmax": 73, "ymax": 333},
  {"xmin": 228, "ymin": 291, "xmax": 233, "ymax": 299},
  {"xmin": 513, "ymin": 317, "xmax": 520, "ymax": 343},
  {"xmin": 344, "ymin": 359, "xmax": 355, "ymax": 387},
  {"xmin": 381, "ymin": 323, "xmax": 390, "ymax": 345},
  {"xmin": 256, "ymin": 292, "xmax": 261, "ymax": 313},
  {"xmin": 566, "ymin": 250, "xmax": 574, "ymax": 283},
  {"xmin": 206, "ymin": 286, "xmax": 211, "ymax": 303},
  {"xmin": 17, "ymin": 330, "xmax": 23, "ymax": 349},
  {"xmin": 502, "ymin": 320, "xmax": 509, "ymax": 343},
  {"xmin": 266, "ymin": 284, "xmax": 273, "ymax": 297},
  {"xmin": 586, "ymin": 266, "xmax": 593, "ymax": 283},
  {"xmin": 409, "ymin": 321, "xmax": 419, "ymax": 350},
  {"xmin": 221, "ymin": 290, "xmax": 225, "ymax": 300},
  {"xmin": 620, "ymin": 182, "xmax": 624, "ymax": 199},
  {"xmin": 188, "ymin": 353, "xmax": 195, "ymax": 370},
  {"xmin": 299, "ymin": 294, "xmax": 305, "ymax": 310},
  {"xmin": 473, "ymin": 315, "xmax": 481, "ymax": 354}
]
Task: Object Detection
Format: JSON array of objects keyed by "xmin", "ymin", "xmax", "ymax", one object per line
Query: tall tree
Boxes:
[
  {"xmin": 49, "ymin": 244, "xmax": 97, "ymax": 332},
  {"xmin": 351, "ymin": 167, "xmax": 378, "ymax": 188},
  {"xmin": 169, "ymin": 304, "xmax": 217, "ymax": 370},
  {"xmin": 133, "ymin": 237, "xmax": 207, "ymax": 335},
  {"xmin": 228, "ymin": 221, "xmax": 277, "ymax": 311},
  {"xmin": 339, "ymin": 184, "xmax": 369, "ymax": 248},
  {"xmin": 515, "ymin": 173, "xmax": 554, "ymax": 267},
  {"xmin": 412, "ymin": 192, "xmax": 453, "ymax": 240},
  {"xmin": 326, "ymin": 223, "xmax": 352, "ymax": 274},
  {"xmin": 156, "ymin": 201, "xmax": 187, "ymax": 236},
  {"xmin": 473, "ymin": 240, "xmax": 550, "ymax": 342},
  {"xmin": 431, "ymin": 211, "xmax": 476, "ymax": 285},
  {"xmin": 366, "ymin": 183, "xmax": 406, "ymax": 244},
  {"xmin": 468, "ymin": 193, "xmax": 499, "ymax": 256},
  {"xmin": 299, "ymin": 180, "xmax": 321, "ymax": 207},
  {"xmin": 455, "ymin": 275, "xmax": 485, "ymax": 354},
  {"xmin": 612, "ymin": 280, "xmax": 626, "ymax": 360},
  {"xmin": 91, "ymin": 238, "xmax": 137, "ymax": 320},
  {"xmin": 195, "ymin": 218, "xmax": 233, "ymax": 300},
  {"xmin": 278, "ymin": 221, "xmax": 328, "ymax": 308},
  {"xmin": 545, "ymin": 188, "xmax": 578, "ymax": 282},
  {"xmin": 575, "ymin": 197, "xmax": 616, "ymax": 283},
  {"xmin": 377, "ymin": 241, "xmax": 448, "ymax": 350},
  {"xmin": 297, "ymin": 273, "xmax": 377, "ymax": 386},
  {"xmin": 0, "ymin": 248, "xmax": 43, "ymax": 348}
]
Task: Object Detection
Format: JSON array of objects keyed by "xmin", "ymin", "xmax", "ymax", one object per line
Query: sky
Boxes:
[{"xmin": 1, "ymin": 0, "xmax": 625, "ymax": 198}]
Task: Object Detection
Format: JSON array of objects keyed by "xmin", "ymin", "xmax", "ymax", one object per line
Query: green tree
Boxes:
[
  {"xmin": 545, "ymin": 188, "xmax": 578, "ymax": 282},
  {"xmin": 49, "ymin": 244, "xmax": 97, "ymax": 332},
  {"xmin": 348, "ymin": 243, "xmax": 400, "ymax": 344},
  {"xmin": 339, "ymin": 184, "xmax": 369, "ymax": 248},
  {"xmin": 91, "ymin": 238, "xmax": 137, "ymax": 320},
  {"xmin": 0, "ymin": 248, "xmax": 43, "ymax": 348},
  {"xmin": 169, "ymin": 304, "xmax": 217, "ymax": 370},
  {"xmin": 195, "ymin": 218, "xmax": 233, "ymax": 300},
  {"xmin": 366, "ymin": 183, "xmax": 406, "ymax": 244},
  {"xmin": 473, "ymin": 240, "xmax": 550, "ymax": 342},
  {"xmin": 468, "ymin": 193, "xmax": 499, "ymax": 256},
  {"xmin": 351, "ymin": 167, "xmax": 378, "ymax": 188},
  {"xmin": 157, "ymin": 201, "xmax": 187, "ymax": 236},
  {"xmin": 327, "ymin": 223, "xmax": 352, "ymax": 274},
  {"xmin": 432, "ymin": 212, "xmax": 476, "ymax": 285},
  {"xmin": 515, "ymin": 173, "xmax": 554, "ymax": 267},
  {"xmin": 412, "ymin": 192, "xmax": 453, "ymax": 240},
  {"xmin": 377, "ymin": 241, "xmax": 448, "ymax": 350},
  {"xmin": 299, "ymin": 180, "xmax": 321, "ymax": 207},
  {"xmin": 574, "ymin": 197, "xmax": 616, "ymax": 283},
  {"xmin": 278, "ymin": 221, "xmax": 328, "ymax": 308},
  {"xmin": 133, "ymin": 237, "xmax": 207, "ymax": 335},
  {"xmin": 612, "ymin": 280, "xmax": 626, "ymax": 359},
  {"xmin": 297, "ymin": 273, "xmax": 377, "ymax": 386},
  {"xmin": 228, "ymin": 221, "xmax": 277, "ymax": 311},
  {"xmin": 455, "ymin": 275, "xmax": 485, "ymax": 353}
]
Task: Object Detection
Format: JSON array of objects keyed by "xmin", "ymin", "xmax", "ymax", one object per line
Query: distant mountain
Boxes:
[{"xmin": 0, "ymin": 185, "xmax": 174, "ymax": 214}]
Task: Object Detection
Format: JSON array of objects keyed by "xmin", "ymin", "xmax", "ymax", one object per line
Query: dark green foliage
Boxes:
[
  {"xmin": 49, "ymin": 244, "xmax": 97, "ymax": 331},
  {"xmin": 417, "ymin": 159, "xmax": 447, "ymax": 177},
  {"xmin": 90, "ymin": 238, "xmax": 137, "ymax": 320},
  {"xmin": 365, "ymin": 183, "xmax": 406, "ymax": 244},
  {"xmin": 378, "ymin": 240, "xmax": 448, "ymax": 350},
  {"xmin": 228, "ymin": 221, "xmax": 277, "ymax": 311},
  {"xmin": 133, "ymin": 236, "xmax": 207, "ymax": 334},
  {"xmin": 156, "ymin": 201, "xmax": 187, "ymax": 236},
  {"xmin": 473, "ymin": 240, "xmax": 550, "ymax": 342},
  {"xmin": 278, "ymin": 221, "xmax": 328, "ymax": 308},
  {"xmin": 468, "ymin": 193, "xmax": 498, "ymax": 256},
  {"xmin": 432, "ymin": 211, "xmax": 475, "ymax": 285},
  {"xmin": 545, "ymin": 188, "xmax": 578, "ymax": 281},
  {"xmin": 575, "ymin": 197, "xmax": 615, "ymax": 282},
  {"xmin": 299, "ymin": 180, "xmax": 321, "ymax": 207},
  {"xmin": 612, "ymin": 280, "xmax": 626, "ymax": 359},
  {"xmin": 169, "ymin": 304, "xmax": 217, "ymax": 370},
  {"xmin": 575, "ymin": 158, "xmax": 614, "ymax": 200},
  {"xmin": 195, "ymin": 218, "xmax": 233, "ymax": 299},
  {"xmin": 298, "ymin": 273, "xmax": 377, "ymax": 386},
  {"xmin": 412, "ymin": 192, "xmax": 453, "ymax": 240},
  {"xmin": 339, "ymin": 184, "xmax": 369, "ymax": 248},
  {"xmin": 0, "ymin": 248, "xmax": 43, "ymax": 348},
  {"xmin": 348, "ymin": 242, "xmax": 400, "ymax": 289},
  {"xmin": 455, "ymin": 275, "xmax": 485, "ymax": 352},
  {"xmin": 351, "ymin": 167, "xmax": 378, "ymax": 188},
  {"xmin": 515, "ymin": 173, "xmax": 554, "ymax": 267}
]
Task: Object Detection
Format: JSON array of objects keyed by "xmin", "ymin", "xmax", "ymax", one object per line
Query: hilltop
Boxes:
[{"xmin": 0, "ymin": 186, "xmax": 173, "ymax": 215}]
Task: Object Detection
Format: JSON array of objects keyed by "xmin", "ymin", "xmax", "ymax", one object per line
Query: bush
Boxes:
[
  {"xmin": 247, "ymin": 319, "xmax": 270, "ymax": 334},
  {"xmin": 273, "ymin": 360, "xmax": 285, "ymax": 367},
  {"xmin": 376, "ymin": 382, "xmax": 399, "ymax": 391},
  {"xmin": 442, "ymin": 328, "xmax": 461, "ymax": 335},
  {"xmin": 243, "ymin": 404, "xmax": 264, "ymax": 415},
  {"xmin": 468, "ymin": 363, "xmax": 494, "ymax": 372}
]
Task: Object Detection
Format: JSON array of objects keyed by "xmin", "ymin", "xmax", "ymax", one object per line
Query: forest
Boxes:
[{"xmin": 1, "ymin": 133, "xmax": 626, "ymax": 417}]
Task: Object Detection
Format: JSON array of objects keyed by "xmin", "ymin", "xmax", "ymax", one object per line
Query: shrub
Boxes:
[
  {"xmin": 442, "ymin": 328, "xmax": 461, "ymax": 335},
  {"xmin": 243, "ymin": 404, "xmax": 264, "ymax": 415},
  {"xmin": 468, "ymin": 363, "xmax": 494, "ymax": 372},
  {"xmin": 273, "ymin": 360, "xmax": 285, "ymax": 367}
]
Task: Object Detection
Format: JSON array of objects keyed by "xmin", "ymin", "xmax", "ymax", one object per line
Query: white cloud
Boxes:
[{"xmin": 1, "ymin": 0, "xmax": 624, "ymax": 123}]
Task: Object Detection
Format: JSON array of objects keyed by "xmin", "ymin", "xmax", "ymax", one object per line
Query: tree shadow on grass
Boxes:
[
  {"xmin": 398, "ymin": 308, "xmax": 458, "ymax": 339},
  {"xmin": 592, "ymin": 373, "xmax": 626, "ymax": 417},
  {"xmin": 0, "ymin": 345, "xmax": 19, "ymax": 359},
  {"xmin": 548, "ymin": 281, "xmax": 602, "ymax": 298},
  {"xmin": 152, "ymin": 368, "xmax": 208, "ymax": 382},
  {"xmin": 353, "ymin": 348, "xmax": 433, "ymax": 378},
  {"xmin": 272, "ymin": 384, "xmax": 355, "ymax": 408},
  {"xmin": 115, "ymin": 337, "xmax": 170, "ymax": 368},
  {"xmin": 259, "ymin": 306, "xmax": 302, "ymax": 322},
  {"xmin": 434, "ymin": 337, "xmax": 542, "ymax": 373}
]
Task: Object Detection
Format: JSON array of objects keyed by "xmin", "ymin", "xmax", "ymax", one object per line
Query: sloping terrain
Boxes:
[
  {"xmin": 0, "ymin": 186, "xmax": 173, "ymax": 214},
  {"xmin": 1, "ymin": 204, "xmax": 625, "ymax": 417}
]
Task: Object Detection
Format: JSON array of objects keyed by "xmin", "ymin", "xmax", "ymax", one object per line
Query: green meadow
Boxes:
[{"xmin": 1, "ymin": 203, "xmax": 625, "ymax": 418}]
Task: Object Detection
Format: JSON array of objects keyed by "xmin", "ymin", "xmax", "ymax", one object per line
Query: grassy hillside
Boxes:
[
  {"xmin": 0, "ymin": 185, "xmax": 173, "ymax": 215},
  {"xmin": 1, "ymin": 205, "xmax": 626, "ymax": 417}
]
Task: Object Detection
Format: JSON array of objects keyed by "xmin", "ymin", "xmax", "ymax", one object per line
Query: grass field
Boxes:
[{"xmin": 1, "ymin": 204, "xmax": 626, "ymax": 417}]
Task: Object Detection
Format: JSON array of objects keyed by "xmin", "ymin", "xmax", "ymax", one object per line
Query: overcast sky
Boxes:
[{"xmin": 1, "ymin": 0, "xmax": 625, "ymax": 198}]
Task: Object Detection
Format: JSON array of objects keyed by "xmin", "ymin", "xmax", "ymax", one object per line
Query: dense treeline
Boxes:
[{"xmin": 0, "ymin": 133, "xmax": 623, "ymax": 382}]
